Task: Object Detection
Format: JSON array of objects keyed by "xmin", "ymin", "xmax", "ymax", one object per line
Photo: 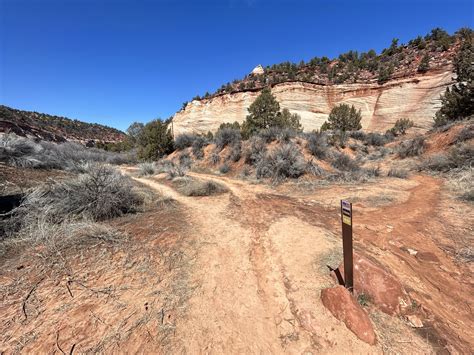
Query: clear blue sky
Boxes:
[{"xmin": 1, "ymin": 0, "xmax": 472, "ymax": 131}]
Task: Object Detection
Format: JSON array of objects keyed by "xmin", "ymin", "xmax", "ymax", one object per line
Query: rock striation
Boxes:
[{"xmin": 172, "ymin": 67, "xmax": 453, "ymax": 135}]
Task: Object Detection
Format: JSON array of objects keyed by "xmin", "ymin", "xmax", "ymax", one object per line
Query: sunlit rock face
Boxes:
[{"xmin": 172, "ymin": 67, "xmax": 453, "ymax": 136}]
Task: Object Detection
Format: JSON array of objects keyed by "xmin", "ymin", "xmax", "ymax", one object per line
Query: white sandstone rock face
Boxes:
[
  {"xmin": 251, "ymin": 65, "xmax": 264, "ymax": 75},
  {"xmin": 172, "ymin": 67, "xmax": 453, "ymax": 136}
]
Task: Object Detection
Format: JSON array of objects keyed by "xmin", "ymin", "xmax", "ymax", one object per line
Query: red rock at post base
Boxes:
[
  {"xmin": 334, "ymin": 253, "xmax": 410, "ymax": 316},
  {"xmin": 321, "ymin": 285, "xmax": 377, "ymax": 345}
]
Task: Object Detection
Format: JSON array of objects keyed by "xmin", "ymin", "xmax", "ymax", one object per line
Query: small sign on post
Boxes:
[{"xmin": 340, "ymin": 200, "xmax": 354, "ymax": 293}]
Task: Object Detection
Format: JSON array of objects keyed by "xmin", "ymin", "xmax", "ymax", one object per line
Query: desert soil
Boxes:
[{"xmin": 1, "ymin": 170, "xmax": 472, "ymax": 353}]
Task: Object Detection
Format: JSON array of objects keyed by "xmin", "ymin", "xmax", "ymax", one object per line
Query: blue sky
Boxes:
[{"xmin": 1, "ymin": 0, "xmax": 472, "ymax": 131}]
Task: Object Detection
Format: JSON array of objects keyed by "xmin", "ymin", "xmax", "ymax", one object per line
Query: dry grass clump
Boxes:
[
  {"xmin": 172, "ymin": 177, "xmax": 228, "ymax": 196},
  {"xmin": 3, "ymin": 216, "xmax": 124, "ymax": 256}
]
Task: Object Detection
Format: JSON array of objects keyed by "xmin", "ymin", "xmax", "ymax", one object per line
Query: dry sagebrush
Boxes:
[{"xmin": 9, "ymin": 164, "xmax": 142, "ymax": 238}]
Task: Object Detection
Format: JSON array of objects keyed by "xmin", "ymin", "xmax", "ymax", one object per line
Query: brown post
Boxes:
[{"xmin": 340, "ymin": 200, "xmax": 354, "ymax": 293}]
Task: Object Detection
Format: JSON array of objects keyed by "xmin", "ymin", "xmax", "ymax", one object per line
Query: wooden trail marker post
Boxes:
[{"xmin": 341, "ymin": 200, "xmax": 354, "ymax": 293}]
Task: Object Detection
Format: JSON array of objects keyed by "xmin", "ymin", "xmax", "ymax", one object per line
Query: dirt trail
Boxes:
[{"xmin": 133, "ymin": 173, "xmax": 436, "ymax": 353}]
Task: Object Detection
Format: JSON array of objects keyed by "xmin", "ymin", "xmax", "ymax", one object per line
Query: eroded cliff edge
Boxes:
[{"xmin": 172, "ymin": 67, "xmax": 453, "ymax": 135}]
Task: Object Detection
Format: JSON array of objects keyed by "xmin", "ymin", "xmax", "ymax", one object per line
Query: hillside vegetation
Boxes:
[
  {"xmin": 182, "ymin": 27, "xmax": 468, "ymax": 106},
  {"xmin": 0, "ymin": 105, "xmax": 126, "ymax": 143}
]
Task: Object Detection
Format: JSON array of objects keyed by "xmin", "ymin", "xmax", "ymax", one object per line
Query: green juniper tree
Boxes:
[
  {"xmin": 242, "ymin": 88, "xmax": 281, "ymax": 135},
  {"xmin": 417, "ymin": 54, "xmax": 430, "ymax": 73},
  {"xmin": 137, "ymin": 119, "xmax": 174, "ymax": 160},
  {"xmin": 241, "ymin": 88, "xmax": 302, "ymax": 137},
  {"xmin": 322, "ymin": 104, "xmax": 362, "ymax": 131},
  {"xmin": 435, "ymin": 28, "xmax": 473, "ymax": 125}
]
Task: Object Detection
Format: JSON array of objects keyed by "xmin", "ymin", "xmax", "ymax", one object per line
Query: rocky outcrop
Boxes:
[
  {"xmin": 333, "ymin": 253, "xmax": 411, "ymax": 316},
  {"xmin": 172, "ymin": 67, "xmax": 453, "ymax": 135},
  {"xmin": 321, "ymin": 285, "xmax": 376, "ymax": 345}
]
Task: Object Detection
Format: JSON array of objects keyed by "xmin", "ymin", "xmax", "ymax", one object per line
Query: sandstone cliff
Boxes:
[{"xmin": 172, "ymin": 67, "xmax": 453, "ymax": 135}]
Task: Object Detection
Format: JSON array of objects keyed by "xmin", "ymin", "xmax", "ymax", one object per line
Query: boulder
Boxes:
[
  {"xmin": 333, "ymin": 253, "xmax": 410, "ymax": 315},
  {"xmin": 321, "ymin": 285, "xmax": 376, "ymax": 345}
]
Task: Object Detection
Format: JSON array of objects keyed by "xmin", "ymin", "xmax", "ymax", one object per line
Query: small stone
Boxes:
[
  {"xmin": 407, "ymin": 315, "xmax": 423, "ymax": 328},
  {"xmin": 407, "ymin": 248, "xmax": 418, "ymax": 256}
]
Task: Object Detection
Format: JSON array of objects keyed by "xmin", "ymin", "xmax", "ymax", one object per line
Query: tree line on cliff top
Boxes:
[
  {"xmin": 115, "ymin": 28, "xmax": 472, "ymax": 161},
  {"xmin": 182, "ymin": 27, "xmax": 469, "ymax": 106}
]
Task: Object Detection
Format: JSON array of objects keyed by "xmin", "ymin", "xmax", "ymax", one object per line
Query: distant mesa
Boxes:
[{"xmin": 251, "ymin": 64, "xmax": 264, "ymax": 75}]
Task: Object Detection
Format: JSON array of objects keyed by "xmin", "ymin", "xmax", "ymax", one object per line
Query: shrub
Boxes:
[
  {"xmin": 349, "ymin": 131, "xmax": 367, "ymax": 141},
  {"xmin": 417, "ymin": 54, "xmax": 430, "ymax": 73},
  {"xmin": 328, "ymin": 130, "xmax": 349, "ymax": 148},
  {"xmin": 10, "ymin": 164, "xmax": 142, "ymax": 235},
  {"xmin": 331, "ymin": 153, "xmax": 360, "ymax": 171},
  {"xmin": 420, "ymin": 153, "xmax": 451, "ymax": 172},
  {"xmin": 377, "ymin": 63, "xmax": 394, "ymax": 85},
  {"xmin": 306, "ymin": 160, "xmax": 324, "ymax": 176},
  {"xmin": 456, "ymin": 125, "xmax": 474, "ymax": 143},
  {"xmin": 0, "ymin": 134, "xmax": 135, "ymax": 171},
  {"xmin": 398, "ymin": 137, "xmax": 426, "ymax": 158},
  {"xmin": 227, "ymin": 141, "xmax": 242, "ymax": 162},
  {"xmin": 244, "ymin": 136, "xmax": 267, "ymax": 165},
  {"xmin": 387, "ymin": 168, "xmax": 409, "ymax": 178},
  {"xmin": 256, "ymin": 144, "xmax": 306, "ymax": 182},
  {"xmin": 175, "ymin": 134, "xmax": 198, "ymax": 150},
  {"xmin": 259, "ymin": 127, "xmax": 286, "ymax": 143},
  {"xmin": 306, "ymin": 132, "xmax": 329, "ymax": 159},
  {"xmin": 219, "ymin": 163, "xmax": 230, "ymax": 174},
  {"xmin": 166, "ymin": 161, "xmax": 187, "ymax": 179},
  {"xmin": 215, "ymin": 128, "xmax": 241, "ymax": 151},
  {"xmin": 367, "ymin": 147, "xmax": 391, "ymax": 160},
  {"xmin": 138, "ymin": 162, "xmax": 156, "ymax": 176},
  {"xmin": 449, "ymin": 144, "xmax": 474, "ymax": 168},
  {"xmin": 192, "ymin": 136, "xmax": 208, "ymax": 159},
  {"xmin": 421, "ymin": 144, "xmax": 473, "ymax": 171},
  {"xmin": 210, "ymin": 151, "xmax": 220, "ymax": 165},
  {"xmin": 179, "ymin": 152, "xmax": 192, "ymax": 169},
  {"xmin": 390, "ymin": 118, "xmax": 414, "ymax": 136},
  {"xmin": 448, "ymin": 168, "xmax": 473, "ymax": 202},
  {"xmin": 365, "ymin": 166, "xmax": 381, "ymax": 177},
  {"xmin": 173, "ymin": 178, "xmax": 228, "ymax": 196},
  {"xmin": 364, "ymin": 132, "xmax": 390, "ymax": 146}
]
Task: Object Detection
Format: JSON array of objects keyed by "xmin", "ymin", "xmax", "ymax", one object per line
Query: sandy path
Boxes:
[{"xmin": 132, "ymin": 173, "xmax": 432, "ymax": 354}]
